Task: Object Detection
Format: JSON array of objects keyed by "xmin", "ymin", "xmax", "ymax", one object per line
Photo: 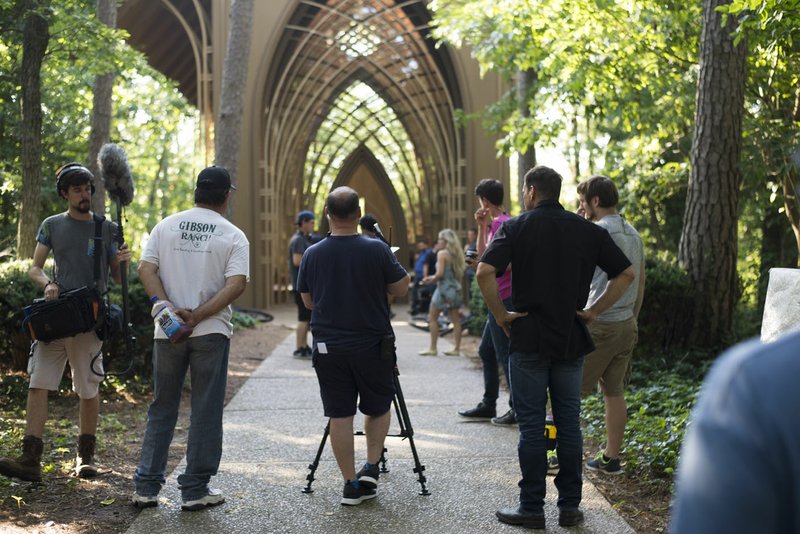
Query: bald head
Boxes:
[{"xmin": 326, "ymin": 186, "xmax": 360, "ymax": 220}]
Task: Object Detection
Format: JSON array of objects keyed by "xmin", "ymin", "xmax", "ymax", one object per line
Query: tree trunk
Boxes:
[
  {"xmin": 216, "ymin": 0, "xmax": 254, "ymax": 215},
  {"xmin": 516, "ymin": 69, "xmax": 537, "ymax": 206},
  {"xmin": 88, "ymin": 0, "xmax": 117, "ymax": 215},
  {"xmin": 678, "ymin": 0, "xmax": 747, "ymax": 347},
  {"xmin": 16, "ymin": 0, "xmax": 50, "ymax": 259}
]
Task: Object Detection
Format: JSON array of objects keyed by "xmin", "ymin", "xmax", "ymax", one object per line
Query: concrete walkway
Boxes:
[{"xmin": 127, "ymin": 311, "xmax": 634, "ymax": 533}]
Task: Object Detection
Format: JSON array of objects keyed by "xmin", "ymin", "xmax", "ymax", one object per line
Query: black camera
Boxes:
[{"xmin": 465, "ymin": 250, "xmax": 478, "ymax": 264}]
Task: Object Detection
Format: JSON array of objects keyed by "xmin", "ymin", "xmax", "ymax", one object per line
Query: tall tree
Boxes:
[
  {"xmin": 88, "ymin": 0, "xmax": 117, "ymax": 215},
  {"xmin": 15, "ymin": 0, "xmax": 49, "ymax": 258},
  {"xmin": 516, "ymin": 68, "xmax": 536, "ymax": 205},
  {"xmin": 678, "ymin": 0, "xmax": 747, "ymax": 346},
  {"xmin": 215, "ymin": 0, "xmax": 253, "ymax": 200}
]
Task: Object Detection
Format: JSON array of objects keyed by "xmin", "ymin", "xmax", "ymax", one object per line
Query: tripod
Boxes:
[{"xmin": 302, "ymin": 366, "xmax": 430, "ymax": 496}]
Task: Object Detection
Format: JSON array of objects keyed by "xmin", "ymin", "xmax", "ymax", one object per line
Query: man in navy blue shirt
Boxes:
[
  {"xmin": 670, "ymin": 331, "xmax": 800, "ymax": 533},
  {"xmin": 297, "ymin": 186, "xmax": 409, "ymax": 506},
  {"xmin": 478, "ymin": 165, "xmax": 634, "ymax": 529}
]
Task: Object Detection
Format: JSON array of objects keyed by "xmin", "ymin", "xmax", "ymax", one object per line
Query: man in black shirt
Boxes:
[
  {"xmin": 297, "ymin": 187, "xmax": 409, "ymax": 506},
  {"xmin": 477, "ymin": 165, "xmax": 634, "ymax": 529}
]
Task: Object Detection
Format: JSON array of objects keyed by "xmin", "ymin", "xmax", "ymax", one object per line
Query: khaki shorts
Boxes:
[
  {"xmin": 581, "ymin": 317, "xmax": 637, "ymax": 397},
  {"xmin": 28, "ymin": 331, "xmax": 104, "ymax": 399}
]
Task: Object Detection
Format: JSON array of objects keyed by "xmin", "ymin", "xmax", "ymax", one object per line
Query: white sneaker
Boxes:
[
  {"xmin": 132, "ymin": 492, "xmax": 158, "ymax": 508},
  {"xmin": 181, "ymin": 488, "xmax": 225, "ymax": 511}
]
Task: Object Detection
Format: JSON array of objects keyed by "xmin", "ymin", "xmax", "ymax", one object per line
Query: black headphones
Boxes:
[{"xmin": 55, "ymin": 163, "xmax": 95, "ymax": 197}]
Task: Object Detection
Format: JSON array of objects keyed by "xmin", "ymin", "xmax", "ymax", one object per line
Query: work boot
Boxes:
[
  {"xmin": 74, "ymin": 434, "xmax": 98, "ymax": 478},
  {"xmin": 0, "ymin": 435, "xmax": 44, "ymax": 482}
]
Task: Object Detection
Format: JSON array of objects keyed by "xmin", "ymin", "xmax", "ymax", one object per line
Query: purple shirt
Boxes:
[{"xmin": 489, "ymin": 213, "xmax": 512, "ymax": 300}]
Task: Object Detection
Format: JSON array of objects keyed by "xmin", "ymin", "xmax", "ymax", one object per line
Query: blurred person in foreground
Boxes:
[
  {"xmin": 478, "ymin": 165, "xmax": 634, "ymax": 529},
  {"xmin": 297, "ymin": 186, "xmax": 409, "ymax": 505},
  {"xmin": 670, "ymin": 330, "xmax": 800, "ymax": 533}
]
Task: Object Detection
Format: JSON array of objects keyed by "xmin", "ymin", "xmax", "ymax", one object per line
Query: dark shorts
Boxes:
[
  {"xmin": 312, "ymin": 343, "xmax": 396, "ymax": 418},
  {"xmin": 294, "ymin": 290, "xmax": 311, "ymax": 322}
]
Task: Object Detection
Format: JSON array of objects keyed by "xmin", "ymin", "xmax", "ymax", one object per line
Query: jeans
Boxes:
[
  {"xmin": 478, "ymin": 298, "xmax": 513, "ymax": 408},
  {"xmin": 134, "ymin": 334, "xmax": 230, "ymax": 501},
  {"xmin": 510, "ymin": 352, "xmax": 584, "ymax": 513}
]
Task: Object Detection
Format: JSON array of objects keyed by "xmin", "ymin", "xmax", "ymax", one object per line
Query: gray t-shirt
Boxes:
[
  {"xmin": 36, "ymin": 212, "xmax": 118, "ymax": 293},
  {"xmin": 288, "ymin": 230, "xmax": 311, "ymax": 288},
  {"xmin": 586, "ymin": 214, "xmax": 644, "ymax": 322}
]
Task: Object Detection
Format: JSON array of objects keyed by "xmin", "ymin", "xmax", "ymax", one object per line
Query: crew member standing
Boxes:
[
  {"xmin": 297, "ymin": 186, "xmax": 409, "ymax": 505},
  {"xmin": 289, "ymin": 210, "xmax": 315, "ymax": 358},
  {"xmin": 133, "ymin": 166, "xmax": 249, "ymax": 511},
  {"xmin": 478, "ymin": 165, "xmax": 634, "ymax": 529},
  {"xmin": 0, "ymin": 163, "xmax": 130, "ymax": 482}
]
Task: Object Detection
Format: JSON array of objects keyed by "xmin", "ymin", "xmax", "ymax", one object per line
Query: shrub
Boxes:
[
  {"xmin": 0, "ymin": 259, "xmax": 44, "ymax": 371},
  {"xmin": 0, "ymin": 258, "xmax": 155, "ymax": 376},
  {"xmin": 468, "ymin": 275, "xmax": 487, "ymax": 335},
  {"xmin": 582, "ymin": 371, "xmax": 701, "ymax": 480},
  {"xmin": 638, "ymin": 256, "xmax": 693, "ymax": 352}
]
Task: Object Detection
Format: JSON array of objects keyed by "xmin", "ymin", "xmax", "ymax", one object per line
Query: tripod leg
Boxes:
[
  {"xmin": 302, "ymin": 419, "xmax": 330, "ymax": 494},
  {"xmin": 378, "ymin": 447, "xmax": 388, "ymax": 473},
  {"xmin": 393, "ymin": 370, "xmax": 431, "ymax": 496}
]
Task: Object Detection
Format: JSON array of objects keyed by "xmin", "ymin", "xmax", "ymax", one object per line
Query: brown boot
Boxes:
[
  {"xmin": 74, "ymin": 434, "xmax": 98, "ymax": 478},
  {"xmin": 0, "ymin": 435, "xmax": 43, "ymax": 482}
]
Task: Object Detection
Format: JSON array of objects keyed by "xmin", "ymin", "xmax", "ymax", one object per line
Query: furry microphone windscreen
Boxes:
[{"xmin": 98, "ymin": 143, "xmax": 134, "ymax": 206}]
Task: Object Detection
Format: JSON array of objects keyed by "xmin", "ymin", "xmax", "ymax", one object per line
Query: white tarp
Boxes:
[{"xmin": 761, "ymin": 267, "xmax": 800, "ymax": 342}]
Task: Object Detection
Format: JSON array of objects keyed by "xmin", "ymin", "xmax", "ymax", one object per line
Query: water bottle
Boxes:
[{"xmin": 150, "ymin": 296, "xmax": 193, "ymax": 343}]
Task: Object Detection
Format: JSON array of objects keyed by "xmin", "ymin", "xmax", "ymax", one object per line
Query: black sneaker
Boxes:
[
  {"xmin": 356, "ymin": 463, "xmax": 380, "ymax": 489},
  {"xmin": 458, "ymin": 401, "xmax": 496, "ymax": 420},
  {"xmin": 586, "ymin": 452, "xmax": 623, "ymax": 475},
  {"xmin": 491, "ymin": 409, "xmax": 517, "ymax": 426},
  {"xmin": 341, "ymin": 482, "xmax": 376, "ymax": 506},
  {"xmin": 293, "ymin": 347, "xmax": 312, "ymax": 359},
  {"xmin": 558, "ymin": 508, "xmax": 584, "ymax": 527}
]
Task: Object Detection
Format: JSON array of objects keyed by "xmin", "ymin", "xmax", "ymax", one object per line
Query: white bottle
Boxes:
[{"xmin": 150, "ymin": 296, "xmax": 193, "ymax": 343}]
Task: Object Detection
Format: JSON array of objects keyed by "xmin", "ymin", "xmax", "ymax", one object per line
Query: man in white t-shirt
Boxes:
[{"xmin": 133, "ymin": 166, "xmax": 249, "ymax": 511}]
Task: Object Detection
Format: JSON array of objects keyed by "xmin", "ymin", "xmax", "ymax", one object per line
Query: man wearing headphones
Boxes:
[{"xmin": 0, "ymin": 163, "xmax": 131, "ymax": 482}]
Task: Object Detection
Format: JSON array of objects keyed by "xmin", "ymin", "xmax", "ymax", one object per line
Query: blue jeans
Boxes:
[
  {"xmin": 510, "ymin": 352, "xmax": 584, "ymax": 513},
  {"xmin": 134, "ymin": 334, "xmax": 230, "ymax": 501},
  {"xmin": 478, "ymin": 298, "xmax": 513, "ymax": 408}
]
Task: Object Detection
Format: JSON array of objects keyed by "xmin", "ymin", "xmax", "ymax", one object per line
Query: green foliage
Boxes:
[
  {"xmin": 0, "ymin": 259, "xmax": 44, "ymax": 370},
  {"xmin": 467, "ymin": 274, "xmax": 487, "ymax": 335},
  {"xmin": 0, "ymin": 0, "xmax": 199, "ymax": 257},
  {"xmin": 101, "ymin": 263, "xmax": 155, "ymax": 376},
  {"xmin": 637, "ymin": 255, "xmax": 693, "ymax": 352},
  {"xmin": 231, "ymin": 310, "xmax": 258, "ymax": 331},
  {"xmin": 0, "ymin": 259, "xmax": 156, "ymax": 375},
  {"xmin": 582, "ymin": 370, "xmax": 701, "ymax": 479}
]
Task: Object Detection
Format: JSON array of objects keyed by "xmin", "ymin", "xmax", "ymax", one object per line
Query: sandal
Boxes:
[
  {"xmin": 418, "ymin": 349, "xmax": 437, "ymax": 356},
  {"xmin": 443, "ymin": 349, "xmax": 461, "ymax": 356}
]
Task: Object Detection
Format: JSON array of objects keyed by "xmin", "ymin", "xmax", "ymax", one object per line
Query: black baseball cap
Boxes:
[{"xmin": 196, "ymin": 166, "xmax": 236, "ymax": 190}]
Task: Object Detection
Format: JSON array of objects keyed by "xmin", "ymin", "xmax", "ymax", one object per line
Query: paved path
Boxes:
[{"xmin": 127, "ymin": 312, "xmax": 634, "ymax": 533}]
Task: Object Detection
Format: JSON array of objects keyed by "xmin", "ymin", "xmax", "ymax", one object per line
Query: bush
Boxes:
[
  {"xmin": 468, "ymin": 275, "xmax": 487, "ymax": 335},
  {"xmin": 102, "ymin": 264, "xmax": 155, "ymax": 376},
  {"xmin": 582, "ymin": 371, "xmax": 701, "ymax": 480},
  {"xmin": 0, "ymin": 258, "xmax": 155, "ymax": 376},
  {"xmin": 638, "ymin": 256, "xmax": 693, "ymax": 352},
  {"xmin": 0, "ymin": 259, "xmax": 44, "ymax": 371}
]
